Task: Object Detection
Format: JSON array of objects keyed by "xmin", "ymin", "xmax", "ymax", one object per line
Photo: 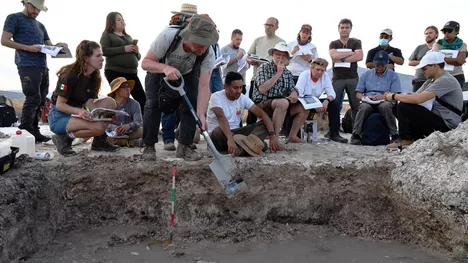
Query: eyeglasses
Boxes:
[
  {"xmin": 379, "ymin": 35, "xmax": 390, "ymax": 39},
  {"xmin": 264, "ymin": 23, "xmax": 276, "ymax": 28},
  {"xmin": 422, "ymin": 64, "xmax": 434, "ymax": 71},
  {"xmin": 442, "ymin": 28, "xmax": 454, "ymax": 34}
]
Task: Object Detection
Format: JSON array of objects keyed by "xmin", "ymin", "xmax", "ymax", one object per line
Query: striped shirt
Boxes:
[
  {"xmin": 253, "ymin": 61, "xmax": 297, "ymax": 102},
  {"xmin": 3, "ymin": 12, "xmax": 50, "ymax": 68}
]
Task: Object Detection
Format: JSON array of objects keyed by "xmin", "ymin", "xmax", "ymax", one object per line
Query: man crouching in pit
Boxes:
[{"xmin": 207, "ymin": 72, "xmax": 282, "ymax": 156}]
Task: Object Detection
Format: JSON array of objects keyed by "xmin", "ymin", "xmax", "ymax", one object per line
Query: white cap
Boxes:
[
  {"xmin": 415, "ymin": 51, "xmax": 446, "ymax": 69},
  {"xmin": 268, "ymin": 42, "xmax": 292, "ymax": 58}
]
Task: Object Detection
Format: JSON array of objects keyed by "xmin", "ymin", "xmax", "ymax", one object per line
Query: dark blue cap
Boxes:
[{"xmin": 373, "ymin": 50, "xmax": 389, "ymax": 65}]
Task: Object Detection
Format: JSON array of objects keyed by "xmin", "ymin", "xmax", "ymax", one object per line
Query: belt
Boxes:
[{"xmin": 212, "ymin": 68, "xmax": 219, "ymax": 72}]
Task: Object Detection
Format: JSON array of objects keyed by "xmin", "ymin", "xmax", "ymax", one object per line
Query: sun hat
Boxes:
[
  {"xmin": 179, "ymin": 14, "xmax": 219, "ymax": 46},
  {"xmin": 171, "ymin": 3, "xmax": 198, "ymax": 15},
  {"xmin": 25, "ymin": 0, "xmax": 48, "ymax": 12},
  {"xmin": 268, "ymin": 42, "xmax": 292, "ymax": 58},
  {"xmin": 233, "ymin": 134, "xmax": 264, "ymax": 157},
  {"xmin": 107, "ymin": 77, "xmax": 135, "ymax": 97},
  {"xmin": 415, "ymin": 52, "xmax": 446, "ymax": 69}
]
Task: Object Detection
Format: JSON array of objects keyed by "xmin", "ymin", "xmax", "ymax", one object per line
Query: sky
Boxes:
[{"xmin": 1, "ymin": 0, "xmax": 467, "ymax": 95}]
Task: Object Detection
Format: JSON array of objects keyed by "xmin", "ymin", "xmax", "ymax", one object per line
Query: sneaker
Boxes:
[
  {"xmin": 163, "ymin": 141, "xmax": 176, "ymax": 151},
  {"xmin": 52, "ymin": 134, "xmax": 75, "ymax": 156},
  {"xmin": 330, "ymin": 134, "xmax": 348, "ymax": 144},
  {"xmin": 350, "ymin": 134, "xmax": 362, "ymax": 145},
  {"xmin": 142, "ymin": 144, "xmax": 156, "ymax": 160},
  {"xmin": 176, "ymin": 143, "xmax": 201, "ymax": 161},
  {"xmin": 91, "ymin": 134, "xmax": 120, "ymax": 152},
  {"xmin": 324, "ymin": 131, "xmax": 330, "ymax": 139},
  {"xmin": 35, "ymin": 132, "xmax": 51, "ymax": 143},
  {"xmin": 387, "ymin": 139, "xmax": 414, "ymax": 151}
]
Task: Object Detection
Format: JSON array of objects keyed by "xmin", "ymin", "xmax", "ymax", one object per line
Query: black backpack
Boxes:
[
  {"xmin": 362, "ymin": 113, "xmax": 390, "ymax": 146},
  {"xmin": 157, "ymin": 25, "xmax": 209, "ymax": 114},
  {"xmin": 341, "ymin": 108, "xmax": 353, "ymax": 133},
  {"xmin": 0, "ymin": 95, "xmax": 17, "ymax": 127}
]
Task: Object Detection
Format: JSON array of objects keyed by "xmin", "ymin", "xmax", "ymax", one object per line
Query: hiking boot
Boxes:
[
  {"xmin": 387, "ymin": 139, "xmax": 414, "ymax": 151},
  {"xmin": 91, "ymin": 134, "xmax": 120, "ymax": 152},
  {"xmin": 176, "ymin": 143, "xmax": 201, "ymax": 161},
  {"xmin": 330, "ymin": 134, "xmax": 348, "ymax": 144},
  {"xmin": 350, "ymin": 134, "xmax": 362, "ymax": 145},
  {"xmin": 163, "ymin": 141, "xmax": 176, "ymax": 151},
  {"xmin": 52, "ymin": 134, "xmax": 75, "ymax": 156},
  {"xmin": 190, "ymin": 143, "xmax": 197, "ymax": 150},
  {"xmin": 35, "ymin": 132, "xmax": 51, "ymax": 143},
  {"xmin": 142, "ymin": 144, "xmax": 156, "ymax": 160},
  {"xmin": 324, "ymin": 131, "xmax": 330, "ymax": 139}
]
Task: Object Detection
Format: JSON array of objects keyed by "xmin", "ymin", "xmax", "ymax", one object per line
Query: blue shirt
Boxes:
[
  {"xmin": 356, "ymin": 69, "xmax": 401, "ymax": 96},
  {"xmin": 3, "ymin": 12, "xmax": 50, "ymax": 68}
]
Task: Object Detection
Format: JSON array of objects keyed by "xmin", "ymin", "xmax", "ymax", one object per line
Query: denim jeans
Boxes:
[
  {"xmin": 161, "ymin": 112, "xmax": 176, "ymax": 143},
  {"xmin": 209, "ymin": 70, "xmax": 223, "ymax": 93}
]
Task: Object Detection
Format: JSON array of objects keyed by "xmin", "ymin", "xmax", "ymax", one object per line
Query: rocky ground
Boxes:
[{"xmin": 0, "ymin": 123, "xmax": 467, "ymax": 262}]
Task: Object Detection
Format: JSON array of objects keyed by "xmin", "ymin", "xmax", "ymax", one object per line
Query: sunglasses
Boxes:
[
  {"xmin": 442, "ymin": 28, "xmax": 454, "ymax": 34},
  {"xmin": 379, "ymin": 35, "xmax": 390, "ymax": 39},
  {"xmin": 422, "ymin": 64, "xmax": 434, "ymax": 71},
  {"xmin": 312, "ymin": 60, "xmax": 325, "ymax": 66},
  {"xmin": 302, "ymin": 26, "xmax": 312, "ymax": 31}
]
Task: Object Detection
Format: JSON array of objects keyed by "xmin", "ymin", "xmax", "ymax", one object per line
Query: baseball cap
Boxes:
[
  {"xmin": 179, "ymin": 14, "xmax": 219, "ymax": 46},
  {"xmin": 373, "ymin": 50, "xmax": 389, "ymax": 65},
  {"xmin": 300, "ymin": 24, "xmax": 312, "ymax": 33},
  {"xmin": 441, "ymin": 21, "xmax": 460, "ymax": 31},
  {"xmin": 415, "ymin": 52, "xmax": 446, "ymax": 69},
  {"xmin": 380, "ymin": 28, "xmax": 393, "ymax": 36},
  {"xmin": 268, "ymin": 42, "xmax": 292, "ymax": 58}
]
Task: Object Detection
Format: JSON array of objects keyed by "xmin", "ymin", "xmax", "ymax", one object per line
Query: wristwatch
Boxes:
[
  {"xmin": 392, "ymin": 93, "xmax": 396, "ymax": 101},
  {"xmin": 268, "ymin": 130, "xmax": 276, "ymax": 136},
  {"xmin": 340, "ymin": 57, "xmax": 345, "ymax": 62}
]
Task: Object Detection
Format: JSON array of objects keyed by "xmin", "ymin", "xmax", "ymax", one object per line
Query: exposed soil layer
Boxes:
[{"xmin": 0, "ymin": 151, "xmax": 462, "ymax": 262}]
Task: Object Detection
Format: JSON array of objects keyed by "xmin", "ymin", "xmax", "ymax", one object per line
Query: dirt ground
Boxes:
[{"xmin": 0, "ymin": 125, "xmax": 465, "ymax": 262}]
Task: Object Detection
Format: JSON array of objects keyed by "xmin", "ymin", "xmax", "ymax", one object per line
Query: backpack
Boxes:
[
  {"xmin": 157, "ymin": 25, "xmax": 209, "ymax": 114},
  {"xmin": 341, "ymin": 108, "xmax": 353, "ymax": 133},
  {"xmin": 362, "ymin": 113, "xmax": 390, "ymax": 146},
  {"xmin": 0, "ymin": 95, "xmax": 18, "ymax": 127}
]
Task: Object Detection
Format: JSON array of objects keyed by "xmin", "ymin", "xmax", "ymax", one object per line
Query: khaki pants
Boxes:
[{"xmin": 210, "ymin": 121, "xmax": 268, "ymax": 151}]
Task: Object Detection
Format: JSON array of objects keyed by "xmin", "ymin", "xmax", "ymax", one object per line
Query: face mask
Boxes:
[{"xmin": 379, "ymin": 39, "xmax": 389, "ymax": 46}]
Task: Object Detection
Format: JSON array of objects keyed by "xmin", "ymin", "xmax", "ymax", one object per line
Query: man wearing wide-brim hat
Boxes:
[
  {"xmin": 141, "ymin": 14, "xmax": 218, "ymax": 161},
  {"xmin": 1, "ymin": 0, "xmax": 68, "ymax": 143},
  {"xmin": 106, "ymin": 77, "xmax": 143, "ymax": 147}
]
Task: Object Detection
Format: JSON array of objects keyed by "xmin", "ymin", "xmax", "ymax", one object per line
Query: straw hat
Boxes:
[
  {"xmin": 233, "ymin": 134, "xmax": 264, "ymax": 157},
  {"xmin": 107, "ymin": 77, "xmax": 135, "ymax": 97},
  {"xmin": 171, "ymin": 3, "xmax": 198, "ymax": 15}
]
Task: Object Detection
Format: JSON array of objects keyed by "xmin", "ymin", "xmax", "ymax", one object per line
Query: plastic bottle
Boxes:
[
  {"xmin": 35, "ymin": 152, "xmax": 51, "ymax": 160},
  {"xmin": 11, "ymin": 130, "xmax": 35, "ymax": 157}
]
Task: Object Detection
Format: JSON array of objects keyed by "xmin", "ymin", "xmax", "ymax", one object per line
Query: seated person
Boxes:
[
  {"xmin": 207, "ymin": 72, "xmax": 281, "ymax": 156},
  {"xmin": 384, "ymin": 52, "xmax": 463, "ymax": 149},
  {"xmin": 106, "ymin": 77, "xmax": 143, "ymax": 147},
  {"xmin": 350, "ymin": 50, "xmax": 401, "ymax": 145},
  {"xmin": 48, "ymin": 40, "xmax": 120, "ymax": 156},
  {"xmin": 296, "ymin": 58, "xmax": 348, "ymax": 143},
  {"xmin": 252, "ymin": 42, "xmax": 308, "ymax": 143}
]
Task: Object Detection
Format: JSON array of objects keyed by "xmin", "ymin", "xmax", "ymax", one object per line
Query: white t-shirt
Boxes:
[
  {"xmin": 207, "ymin": 90, "xmax": 254, "ymax": 133},
  {"xmin": 296, "ymin": 70, "xmax": 336, "ymax": 99},
  {"xmin": 288, "ymin": 41, "xmax": 318, "ymax": 76},
  {"xmin": 150, "ymin": 26, "xmax": 215, "ymax": 75}
]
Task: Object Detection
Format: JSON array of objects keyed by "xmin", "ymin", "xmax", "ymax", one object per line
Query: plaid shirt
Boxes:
[{"xmin": 253, "ymin": 61, "xmax": 297, "ymax": 102}]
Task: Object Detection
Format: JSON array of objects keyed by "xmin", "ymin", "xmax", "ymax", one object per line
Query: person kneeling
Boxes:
[
  {"xmin": 296, "ymin": 58, "xmax": 347, "ymax": 143},
  {"xmin": 384, "ymin": 52, "xmax": 463, "ymax": 150},
  {"xmin": 106, "ymin": 77, "xmax": 143, "ymax": 147},
  {"xmin": 48, "ymin": 40, "xmax": 120, "ymax": 156},
  {"xmin": 207, "ymin": 72, "xmax": 282, "ymax": 156}
]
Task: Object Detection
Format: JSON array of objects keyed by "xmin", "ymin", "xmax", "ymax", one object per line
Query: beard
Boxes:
[
  {"xmin": 426, "ymin": 37, "xmax": 436, "ymax": 44},
  {"xmin": 232, "ymin": 44, "xmax": 239, "ymax": 49}
]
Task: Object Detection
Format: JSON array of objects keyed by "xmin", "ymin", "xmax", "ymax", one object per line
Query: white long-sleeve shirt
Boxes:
[{"xmin": 295, "ymin": 70, "xmax": 336, "ymax": 99}]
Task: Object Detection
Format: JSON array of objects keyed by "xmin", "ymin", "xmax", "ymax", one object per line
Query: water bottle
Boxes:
[
  {"xmin": 35, "ymin": 152, "xmax": 51, "ymax": 160},
  {"xmin": 11, "ymin": 130, "xmax": 35, "ymax": 157}
]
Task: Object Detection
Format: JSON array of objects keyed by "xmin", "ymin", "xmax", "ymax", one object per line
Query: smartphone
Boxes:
[{"xmin": 132, "ymin": 39, "xmax": 138, "ymax": 45}]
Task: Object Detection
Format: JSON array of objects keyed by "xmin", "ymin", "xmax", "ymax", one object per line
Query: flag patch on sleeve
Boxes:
[{"xmin": 60, "ymin": 84, "xmax": 67, "ymax": 91}]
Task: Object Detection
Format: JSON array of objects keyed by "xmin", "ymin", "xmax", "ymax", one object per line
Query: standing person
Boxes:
[
  {"xmin": 161, "ymin": 3, "xmax": 198, "ymax": 152},
  {"xmin": 432, "ymin": 21, "xmax": 467, "ymax": 89},
  {"xmin": 288, "ymin": 24, "xmax": 318, "ymax": 83},
  {"xmin": 210, "ymin": 43, "xmax": 224, "ymax": 93},
  {"xmin": 328, "ymin": 18, "xmax": 363, "ymax": 121},
  {"xmin": 365, "ymin": 28, "xmax": 404, "ymax": 70},
  {"xmin": 221, "ymin": 29, "xmax": 248, "ymax": 90},
  {"xmin": 141, "ymin": 14, "xmax": 218, "ymax": 161},
  {"xmin": 246, "ymin": 17, "xmax": 285, "ymax": 124},
  {"xmin": 408, "ymin": 26, "xmax": 439, "ymax": 92},
  {"xmin": 48, "ymin": 40, "xmax": 120, "ymax": 156},
  {"xmin": 1, "ymin": 0, "xmax": 68, "ymax": 142},
  {"xmin": 100, "ymin": 12, "xmax": 145, "ymax": 115}
]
